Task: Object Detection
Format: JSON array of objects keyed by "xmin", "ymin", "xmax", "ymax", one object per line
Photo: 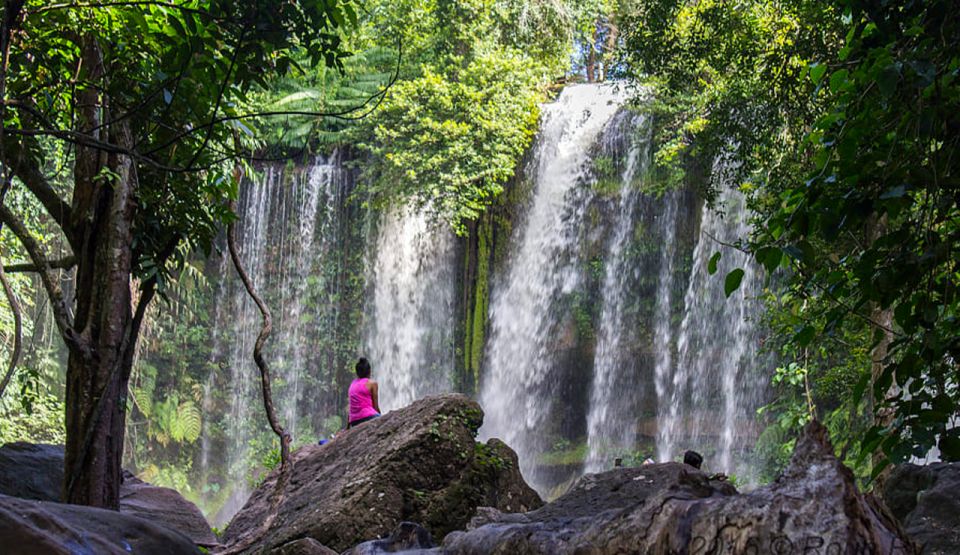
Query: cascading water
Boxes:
[
  {"xmin": 583, "ymin": 112, "xmax": 652, "ymax": 473},
  {"xmin": 651, "ymin": 194, "xmax": 681, "ymax": 462},
  {"xmin": 480, "ymin": 83, "xmax": 629, "ymax": 491},
  {"xmin": 481, "ymin": 85, "xmax": 768, "ymax": 488},
  {"xmin": 657, "ymin": 181, "xmax": 766, "ymax": 478},
  {"xmin": 364, "ymin": 205, "xmax": 457, "ymax": 412},
  {"xmin": 203, "ymin": 152, "xmax": 352, "ymax": 524}
]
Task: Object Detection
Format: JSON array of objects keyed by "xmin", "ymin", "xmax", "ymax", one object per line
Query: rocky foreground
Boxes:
[
  {"xmin": 0, "ymin": 442, "xmax": 215, "ymax": 553},
  {"xmin": 430, "ymin": 421, "xmax": 916, "ymax": 554},
  {"xmin": 220, "ymin": 393, "xmax": 541, "ymax": 553},
  {"xmin": 0, "ymin": 394, "xmax": 955, "ymax": 553}
]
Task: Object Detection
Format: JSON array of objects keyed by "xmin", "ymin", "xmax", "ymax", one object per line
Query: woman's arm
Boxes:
[{"xmin": 368, "ymin": 380, "xmax": 381, "ymax": 414}]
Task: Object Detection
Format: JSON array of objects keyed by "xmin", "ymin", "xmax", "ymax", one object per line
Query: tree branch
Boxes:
[
  {"xmin": 226, "ymin": 198, "xmax": 291, "ymax": 471},
  {"xmin": 3, "ymin": 255, "xmax": 76, "ymax": 273},
  {"xmin": 146, "ymin": 38, "xmax": 403, "ymax": 160},
  {"xmin": 0, "ymin": 204, "xmax": 78, "ymax": 347},
  {"xmin": 182, "ymin": 26, "xmax": 245, "ymax": 170},
  {"xmin": 29, "ymin": 1, "xmax": 221, "ymax": 19},
  {"xmin": 0, "ymin": 248, "xmax": 23, "ymax": 400}
]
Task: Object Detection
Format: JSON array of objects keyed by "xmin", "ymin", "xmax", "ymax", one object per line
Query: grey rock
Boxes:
[
  {"xmin": 0, "ymin": 442, "xmax": 217, "ymax": 547},
  {"xmin": 0, "ymin": 442, "xmax": 63, "ymax": 501},
  {"xmin": 220, "ymin": 394, "xmax": 541, "ymax": 553},
  {"xmin": 438, "ymin": 421, "xmax": 916, "ymax": 554},
  {"xmin": 272, "ymin": 537, "xmax": 339, "ymax": 555},
  {"xmin": 884, "ymin": 462, "xmax": 960, "ymax": 554},
  {"xmin": 345, "ymin": 521, "xmax": 435, "ymax": 554},
  {"xmin": 0, "ymin": 492, "xmax": 200, "ymax": 554},
  {"xmin": 120, "ymin": 470, "xmax": 219, "ymax": 548}
]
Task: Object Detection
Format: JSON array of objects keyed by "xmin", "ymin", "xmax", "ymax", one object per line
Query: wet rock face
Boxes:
[
  {"xmin": 0, "ymin": 493, "xmax": 201, "ymax": 555},
  {"xmin": 221, "ymin": 394, "xmax": 542, "ymax": 554},
  {"xmin": 0, "ymin": 443, "xmax": 217, "ymax": 548},
  {"xmin": 438, "ymin": 421, "xmax": 917, "ymax": 555},
  {"xmin": 883, "ymin": 462, "xmax": 960, "ymax": 554}
]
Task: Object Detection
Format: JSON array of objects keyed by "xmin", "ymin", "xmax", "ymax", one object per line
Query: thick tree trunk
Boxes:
[
  {"xmin": 63, "ymin": 35, "xmax": 139, "ymax": 508},
  {"xmin": 63, "ymin": 124, "xmax": 138, "ymax": 507}
]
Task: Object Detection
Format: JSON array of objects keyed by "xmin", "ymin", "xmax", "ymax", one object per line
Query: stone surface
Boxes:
[
  {"xmin": 120, "ymin": 470, "xmax": 219, "ymax": 548},
  {"xmin": 0, "ymin": 493, "xmax": 201, "ymax": 554},
  {"xmin": 0, "ymin": 442, "xmax": 64, "ymax": 502},
  {"xmin": 436, "ymin": 421, "xmax": 916, "ymax": 554},
  {"xmin": 883, "ymin": 462, "xmax": 960, "ymax": 554},
  {"xmin": 221, "ymin": 394, "xmax": 542, "ymax": 553},
  {"xmin": 0, "ymin": 442, "xmax": 217, "ymax": 547},
  {"xmin": 345, "ymin": 521, "xmax": 436, "ymax": 554},
  {"xmin": 272, "ymin": 537, "xmax": 339, "ymax": 555}
]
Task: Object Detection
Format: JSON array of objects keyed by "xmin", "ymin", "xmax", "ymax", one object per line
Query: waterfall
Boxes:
[
  {"xmin": 480, "ymin": 83, "xmax": 629, "ymax": 491},
  {"xmin": 657, "ymin": 182, "xmax": 765, "ymax": 478},
  {"xmin": 364, "ymin": 205, "xmax": 456, "ymax": 412},
  {"xmin": 582, "ymin": 112, "xmax": 653, "ymax": 473},
  {"xmin": 203, "ymin": 153, "xmax": 351, "ymax": 524},
  {"xmin": 652, "ymin": 194, "xmax": 680, "ymax": 463},
  {"xmin": 190, "ymin": 85, "xmax": 771, "ymax": 522}
]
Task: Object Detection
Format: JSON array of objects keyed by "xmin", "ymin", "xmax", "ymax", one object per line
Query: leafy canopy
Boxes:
[{"xmin": 619, "ymin": 0, "xmax": 960, "ymax": 468}]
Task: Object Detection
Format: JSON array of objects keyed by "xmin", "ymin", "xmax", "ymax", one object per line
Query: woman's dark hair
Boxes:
[{"xmin": 355, "ymin": 357, "xmax": 371, "ymax": 379}]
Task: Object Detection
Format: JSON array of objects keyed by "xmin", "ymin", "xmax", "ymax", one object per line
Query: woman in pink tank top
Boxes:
[{"xmin": 347, "ymin": 357, "xmax": 380, "ymax": 428}]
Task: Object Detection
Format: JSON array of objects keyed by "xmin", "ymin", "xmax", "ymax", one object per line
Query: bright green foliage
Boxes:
[
  {"xmin": 7, "ymin": 1, "xmax": 360, "ymax": 286},
  {"xmin": 353, "ymin": 0, "xmax": 583, "ymax": 230},
  {"xmin": 256, "ymin": 0, "xmax": 590, "ymax": 230},
  {"xmin": 619, "ymin": 0, "xmax": 839, "ymax": 193},
  {"xmin": 620, "ymin": 0, "xmax": 960, "ymax": 470},
  {"xmin": 756, "ymin": 1, "xmax": 960, "ymax": 468},
  {"xmin": 230, "ymin": 0, "xmax": 628, "ymax": 234},
  {"xmin": 755, "ymin": 287, "xmax": 874, "ymax": 481},
  {"xmin": 364, "ymin": 53, "xmax": 544, "ymax": 228},
  {"xmin": 0, "ymin": 384, "xmax": 65, "ymax": 445}
]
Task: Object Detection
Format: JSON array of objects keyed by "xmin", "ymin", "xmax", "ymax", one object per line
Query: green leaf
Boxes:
[
  {"xmin": 852, "ymin": 372, "xmax": 871, "ymax": 402},
  {"xmin": 708, "ymin": 251, "xmax": 722, "ymax": 275},
  {"xmin": 877, "ymin": 65, "xmax": 900, "ymax": 98},
  {"xmin": 810, "ymin": 63, "xmax": 827, "ymax": 85},
  {"xmin": 724, "ymin": 268, "xmax": 745, "ymax": 298},
  {"xmin": 829, "ymin": 69, "xmax": 849, "ymax": 93},
  {"xmin": 940, "ymin": 433, "xmax": 960, "ymax": 462},
  {"xmin": 794, "ymin": 325, "xmax": 816, "ymax": 347},
  {"xmin": 756, "ymin": 247, "xmax": 782, "ymax": 274}
]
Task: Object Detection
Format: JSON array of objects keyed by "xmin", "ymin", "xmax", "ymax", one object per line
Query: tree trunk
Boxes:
[
  {"xmin": 63, "ymin": 36, "xmax": 139, "ymax": 508},
  {"xmin": 865, "ymin": 212, "xmax": 895, "ymax": 483}
]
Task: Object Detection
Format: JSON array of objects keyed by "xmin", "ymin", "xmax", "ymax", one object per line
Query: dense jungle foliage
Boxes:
[
  {"xmin": 0, "ymin": 0, "xmax": 956, "ymax": 515},
  {"xmin": 621, "ymin": 0, "xmax": 959, "ymax": 477}
]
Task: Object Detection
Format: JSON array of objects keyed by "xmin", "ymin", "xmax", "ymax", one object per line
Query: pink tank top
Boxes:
[{"xmin": 348, "ymin": 378, "xmax": 379, "ymax": 422}]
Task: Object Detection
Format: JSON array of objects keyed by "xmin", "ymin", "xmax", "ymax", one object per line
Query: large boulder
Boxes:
[
  {"xmin": 120, "ymin": 471, "xmax": 219, "ymax": 548},
  {"xmin": 0, "ymin": 442, "xmax": 217, "ymax": 547},
  {"xmin": 0, "ymin": 442, "xmax": 64, "ymax": 502},
  {"xmin": 437, "ymin": 420, "xmax": 916, "ymax": 554},
  {"xmin": 221, "ymin": 394, "xmax": 542, "ymax": 553},
  {"xmin": 883, "ymin": 462, "xmax": 960, "ymax": 554},
  {"xmin": 0, "ymin": 493, "xmax": 201, "ymax": 554}
]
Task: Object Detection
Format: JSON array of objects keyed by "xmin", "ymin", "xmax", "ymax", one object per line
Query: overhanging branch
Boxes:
[
  {"xmin": 0, "ymin": 249, "xmax": 23, "ymax": 400},
  {"xmin": 0, "ymin": 204, "xmax": 77, "ymax": 346},
  {"xmin": 3, "ymin": 255, "xmax": 76, "ymax": 273}
]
